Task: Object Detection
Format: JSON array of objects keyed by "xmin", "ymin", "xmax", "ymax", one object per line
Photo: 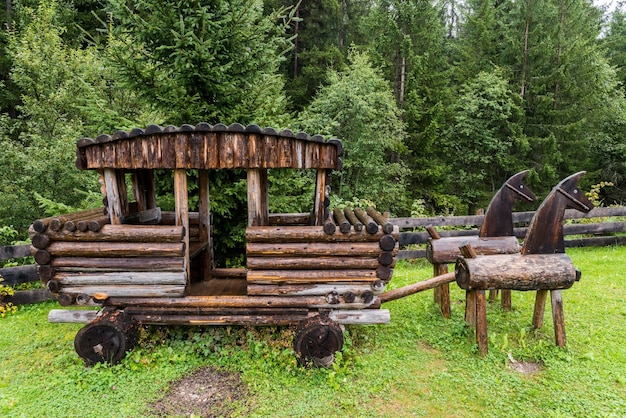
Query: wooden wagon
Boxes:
[{"xmin": 30, "ymin": 123, "xmax": 400, "ymax": 366}]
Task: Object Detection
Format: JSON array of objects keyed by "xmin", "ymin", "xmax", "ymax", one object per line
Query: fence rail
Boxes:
[
  {"xmin": 390, "ymin": 206, "xmax": 626, "ymax": 259},
  {"xmin": 1, "ymin": 244, "xmax": 51, "ymax": 305}
]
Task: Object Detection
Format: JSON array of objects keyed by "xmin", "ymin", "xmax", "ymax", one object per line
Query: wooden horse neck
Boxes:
[
  {"xmin": 521, "ymin": 193, "xmax": 567, "ymax": 254},
  {"xmin": 479, "ymin": 188, "xmax": 516, "ymax": 237}
]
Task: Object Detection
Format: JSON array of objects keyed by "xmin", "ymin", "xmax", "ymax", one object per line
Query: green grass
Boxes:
[{"xmin": 1, "ymin": 246, "xmax": 625, "ymax": 417}]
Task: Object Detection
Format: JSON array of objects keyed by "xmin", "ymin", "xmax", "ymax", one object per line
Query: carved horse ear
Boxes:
[
  {"xmin": 505, "ymin": 170, "xmax": 537, "ymax": 203},
  {"xmin": 556, "ymin": 171, "xmax": 594, "ymax": 213}
]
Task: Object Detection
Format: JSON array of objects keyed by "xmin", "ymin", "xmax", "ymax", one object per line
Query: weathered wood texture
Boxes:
[
  {"xmin": 245, "ymin": 216, "xmax": 399, "ymax": 309},
  {"xmin": 392, "ymin": 206, "xmax": 625, "ymax": 256},
  {"xmin": 76, "ymin": 123, "xmax": 341, "ymax": 171},
  {"xmin": 28, "ymin": 212, "xmax": 188, "ymax": 304},
  {"xmin": 455, "ymin": 253, "xmax": 578, "ymax": 290},
  {"xmin": 426, "ymin": 236, "xmax": 520, "ymax": 264},
  {"xmin": 379, "ymin": 272, "xmax": 455, "ymax": 303}
]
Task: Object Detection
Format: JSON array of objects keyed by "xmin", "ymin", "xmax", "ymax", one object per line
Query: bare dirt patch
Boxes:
[
  {"xmin": 507, "ymin": 353, "xmax": 543, "ymax": 375},
  {"xmin": 150, "ymin": 366, "xmax": 250, "ymax": 417}
]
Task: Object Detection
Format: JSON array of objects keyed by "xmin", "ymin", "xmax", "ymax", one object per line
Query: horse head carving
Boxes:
[
  {"xmin": 479, "ymin": 170, "xmax": 536, "ymax": 237},
  {"xmin": 521, "ymin": 171, "xmax": 594, "ymax": 255}
]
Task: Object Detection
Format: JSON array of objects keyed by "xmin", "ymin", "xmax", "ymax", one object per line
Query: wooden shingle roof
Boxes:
[{"xmin": 76, "ymin": 123, "xmax": 342, "ymax": 171}]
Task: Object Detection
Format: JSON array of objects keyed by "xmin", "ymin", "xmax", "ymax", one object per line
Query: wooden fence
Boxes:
[
  {"xmin": 0, "ymin": 244, "xmax": 51, "ymax": 305},
  {"xmin": 390, "ymin": 206, "xmax": 626, "ymax": 259},
  {"xmin": 1, "ymin": 206, "xmax": 625, "ymax": 305}
]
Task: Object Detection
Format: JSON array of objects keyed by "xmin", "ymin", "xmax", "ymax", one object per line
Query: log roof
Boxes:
[{"xmin": 76, "ymin": 123, "xmax": 343, "ymax": 171}]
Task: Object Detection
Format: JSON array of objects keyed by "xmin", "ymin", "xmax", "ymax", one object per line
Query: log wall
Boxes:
[
  {"xmin": 245, "ymin": 207, "xmax": 399, "ymax": 310},
  {"xmin": 29, "ymin": 208, "xmax": 187, "ymax": 305}
]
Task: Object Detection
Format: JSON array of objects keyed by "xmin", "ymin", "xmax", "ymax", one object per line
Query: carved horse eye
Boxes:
[{"xmin": 519, "ymin": 185, "xmax": 524, "ymax": 189}]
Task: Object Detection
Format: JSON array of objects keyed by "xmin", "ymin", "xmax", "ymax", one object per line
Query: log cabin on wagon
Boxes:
[{"xmin": 30, "ymin": 123, "xmax": 400, "ymax": 366}]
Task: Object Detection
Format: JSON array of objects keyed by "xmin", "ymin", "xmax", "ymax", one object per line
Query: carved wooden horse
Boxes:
[
  {"xmin": 479, "ymin": 170, "xmax": 536, "ymax": 237},
  {"xmin": 479, "ymin": 170, "xmax": 536, "ymax": 307},
  {"xmin": 522, "ymin": 171, "xmax": 593, "ymax": 341},
  {"xmin": 455, "ymin": 171, "xmax": 593, "ymax": 355},
  {"xmin": 427, "ymin": 170, "xmax": 535, "ymax": 317}
]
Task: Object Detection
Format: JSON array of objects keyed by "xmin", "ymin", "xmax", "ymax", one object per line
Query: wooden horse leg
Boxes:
[
  {"xmin": 532, "ymin": 290, "xmax": 549, "ymax": 329},
  {"xmin": 489, "ymin": 289, "xmax": 499, "ymax": 301},
  {"xmin": 465, "ymin": 290, "xmax": 477, "ymax": 326},
  {"xmin": 501, "ymin": 289, "xmax": 512, "ymax": 311},
  {"xmin": 476, "ymin": 290, "xmax": 488, "ymax": 356},
  {"xmin": 551, "ymin": 289, "xmax": 566, "ymax": 347},
  {"xmin": 434, "ymin": 263, "xmax": 451, "ymax": 318},
  {"xmin": 433, "ymin": 264, "xmax": 442, "ymax": 305}
]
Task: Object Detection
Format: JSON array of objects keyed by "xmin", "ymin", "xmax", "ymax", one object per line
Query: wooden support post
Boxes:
[
  {"xmin": 426, "ymin": 225, "xmax": 449, "ymax": 314},
  {"xmin": 460, "ymin": 242, "xmax": 477, "ymax": 326},
  {"xmin": 551, "ymin": 289, "xmax": 566, "ymax": 347},
  {"xmin": 532, "ymin": 289, "xmax": 548, "ymax": 329},
  {"xmin": 476, "ymin": 290, "xmax": 488, "ymax": 356},
  {"xmin": 465, "ymin": 290, "xmax": 477, "ymax": 326},
  {"xmin": 198, "ymin": 169, "xmax": 212, "ymax": 280},
  {"xmin": 131, "ymin": 170, "xmax": 156, "ymax": 211},
  {"xmin": 247, "ymin": 168, "xmax": 269, "ymax": 226},
  {"xmin": 433, "ymin": 264, "xmax": 442, "ymax": 306},
  {"xmin": 434, "ymin": 263, "xmax": 450, "ymax": 318},
  {"xmin": 501, "ymin": 289, "xmax": 512, "ymax": 311},
  {"xmin": 489, "ymin": 289, "xmax": 498, "ymax": 301},
  {"xmin": 174, "ymin": 169, "xmax": 190, "ymax": 289},
  {"xmin": 103, "ymin": 169, "xmax": 124, "ymax": 225},
  {"xmin": 313, "ymin": 169, "xmax": 328, "ymax": 226}
]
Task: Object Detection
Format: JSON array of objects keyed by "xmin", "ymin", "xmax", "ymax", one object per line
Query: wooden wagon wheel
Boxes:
[
  {"xmin": 74, "ymin": 309, "xmax": 138, "ymax": 365},
  {"xmin": 293, "ymin": 316, "xmax": 344, "ymax": 368}
]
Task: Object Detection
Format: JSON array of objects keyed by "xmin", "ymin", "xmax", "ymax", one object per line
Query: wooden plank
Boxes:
[
  {"xmin": 247, "ymin": 269, "xmax": 378, "ymax": 283},
  {"xmin": 247, "ymin": 282, "xmax": 385, "ymax": 296},
  {"xmin": 51, "ymin": 256, "xmax": 184, "ymax": 271},
  {"xmin": 48, "ymin": 309, "xmax": 99, "ymax": 324},
  {"xmin": 329, "ymin": 309, "xmax": 390, "ymax": 325},
  {"xmin": 55, "ymin": 271, "xmax": 186, "ymax": 285},
  {"xmin": 60, "ymin": 284, "xmax": 186, "ymax": 298},
  {"xmin": 218, "ymin": 131, "xmax": 235, "ymax": 168},
  {"xmin": 247, "ymin": 256, "xmax": 380, "ymax": 270},
  {"xmin": 105, "ymin": 295, "xmax": 378, "ymax": 309},
  {"xmin": 131, "ymin": 313, "xmax": 311, "ymax": 326},
  {"xmin": 247, "ymin": 242, "xmax": 384, "ymax": 257},
  {"xmin": 45, "ymin": 241, "xmax": 185, "ymax": 257}
]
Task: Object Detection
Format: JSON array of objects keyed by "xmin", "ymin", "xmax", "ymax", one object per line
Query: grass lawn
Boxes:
[{"xmin": 1, "ymin": 246, "xmax": 625, "ymax": 417}]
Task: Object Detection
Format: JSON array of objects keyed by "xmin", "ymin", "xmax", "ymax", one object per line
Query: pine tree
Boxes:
[{"xmin": 106, "ymin": 0, "xmax": 292, "ymax": 126}]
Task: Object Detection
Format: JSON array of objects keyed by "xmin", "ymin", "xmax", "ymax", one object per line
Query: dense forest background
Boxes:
[{"xmin": 2, "ymin": 0, "xmax": 626, "ymax": 242}]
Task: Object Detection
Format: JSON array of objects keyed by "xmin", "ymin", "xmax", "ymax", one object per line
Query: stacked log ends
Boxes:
[
  {"xmin": 246, "ymin": 223, "xmax": 400, "ymax": 307},
  {"xmin": 29, "ymin": 209, "xmax": 187, "ymax": 306}
]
